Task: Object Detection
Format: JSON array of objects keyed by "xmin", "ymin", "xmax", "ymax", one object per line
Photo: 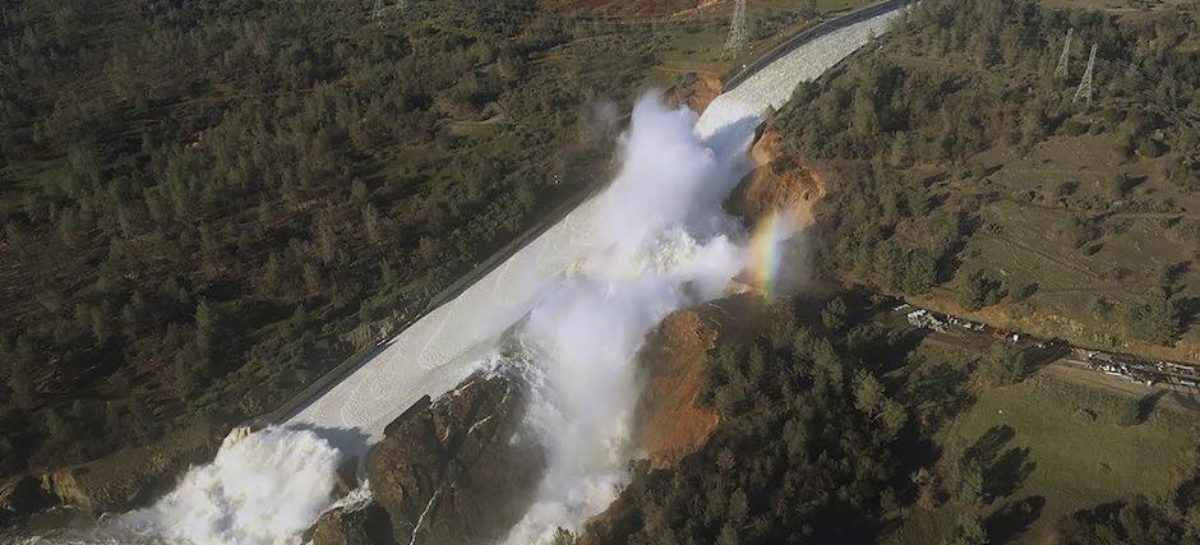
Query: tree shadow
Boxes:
[
  {"xmin": 985, "ymin": 446, "xmax": 1036, "ymax": 501},
  {"xmin": 1176, "ymin": 476, "xmax": 1200, "ymax": 512},
  {"xmin": 1174, "ymin": 296, "xmax": 1200, "ymax": 330},
  {"xmin": 1133, "ymin": 389, "xmax": 1169, "ymax": 425},
  {"xmin": 963, "ymin": 425, "xmax": 1036, "ymax": 502},
  {"xmin": 966, "ymin": 424, "xmax": 1014, "ymax": 463},
  {"xmin": 986, "ymin": 495, "xmax": 1046, "ymax": 544},
  {"xmin": 1168, "ymin": 390, "xmax": 1200, "ymax": 411},
  {"xmin": 906, "ymin": 359, "xmax": 976, "ymax": 431},
  {"xmin": 1021, "ymin": 339, "xmax": 1070, "ymax": 377}
]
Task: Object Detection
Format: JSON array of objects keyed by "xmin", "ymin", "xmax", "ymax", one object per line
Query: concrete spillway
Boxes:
[
  {"xmin": 12, "ymin": 8, "xmax": 909, "ymax": 545},
  {"xmin": 286, "ymin": 5, "xmax": 905, "ymax": 443}
]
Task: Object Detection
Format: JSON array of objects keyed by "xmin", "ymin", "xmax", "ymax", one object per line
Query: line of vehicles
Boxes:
[
  {"xmin": 1079, "ymin": 350, "xmax": 1200, "ymax": 389},
  {"xmin": 890, "ymin": 302, "xmax": 1200, "ymax": 391}
]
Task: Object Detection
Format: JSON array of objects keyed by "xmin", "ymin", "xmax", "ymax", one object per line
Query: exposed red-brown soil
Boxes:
[
  {"xmin": 633, "ymin": 294, "xmax": 767, "ymax": 469},
  {"xmin": 634, "ymin": 310, "xmax": 721, "ymax": 469},
  {"xmin": 666, "ymin": 72, "xmax": 723, "ymax": 115},
  {"xmin": 731, "ymin": 129, "xmax": 828, "ymax": 229},
  {"xmin": 582, "ymin": 295, "xmax": 765, "ymax": 545}
]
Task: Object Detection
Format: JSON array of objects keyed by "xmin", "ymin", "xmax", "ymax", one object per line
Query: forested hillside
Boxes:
[
  {"xmin": 774, "ymin": 0, "xmax": 1200, "ymax": 360},
  {"xmin": 581, "ymin": 2, "xmax": 1200, "ymax": 544},
  {"xmin": 0, "ymin": 0, "xmax": 656, "ymax": 476},
  {"xmin": 584, "ymin": 287, "xmax": 1200, "ymax": 545}
]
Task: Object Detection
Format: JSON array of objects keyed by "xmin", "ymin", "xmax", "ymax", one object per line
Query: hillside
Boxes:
[
  {"xmin": 773, "ymin": 0, "xmax": 1200, "ymax": 362},
  {"xmin": 0, "ymin": 0, "xmax": 656, "ymax": 479},
  {"xmin": 575, "ymin": 2, "xmax": 1200, "ymax": 544}
]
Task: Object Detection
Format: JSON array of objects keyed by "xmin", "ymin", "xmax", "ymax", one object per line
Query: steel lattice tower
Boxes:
[
  {"xmin": 1054, "ymin": 28, "xmax": 1073, "ymax": 79},
  {"xmin": 1073, "ymin": 44, "xmax": 1098, "ymax": 106},
  {"xmin": 723, "ymin": 0, "xmax": 749, "ymax": 59}
]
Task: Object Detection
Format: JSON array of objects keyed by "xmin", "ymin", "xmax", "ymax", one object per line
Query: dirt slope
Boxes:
[
  {"xmin": 634, "ymin": 310, "xmax": 721, "ymax": 469},
  {"xmin": 667, "ymin": 72, "xmax": 723, "ymax": 115},
  {"xmin": 730, "ymin": 129, "xmax": 828, "ymax": 229}
]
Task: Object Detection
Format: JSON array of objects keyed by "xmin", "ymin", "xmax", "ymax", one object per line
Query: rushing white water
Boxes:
[
  {"xmin": 19, "ymin": 7, "xmax": 904, "ymax": 545},
  {"xmin": 500, "ymin": 11, "xmax": 904, "ymax": 540},
  {"xmin": 120, "ymin": 428, "xmax": 341, "ymax": 545},
  {"xmin": 502, "ymin": 97, "xmax": 750, "ymax": 543},
  {"xmin": 16, "ymin": 427, "xmax": 340, "ymax": 545}
]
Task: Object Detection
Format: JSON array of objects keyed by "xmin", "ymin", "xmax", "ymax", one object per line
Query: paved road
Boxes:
[
  {"xmin": 882, "ymin": 306, "xmax": 1200, "ymax": 413},
  {"xmin": 285, "ymin": 4, "xmax": 908, "ymax": 446}
]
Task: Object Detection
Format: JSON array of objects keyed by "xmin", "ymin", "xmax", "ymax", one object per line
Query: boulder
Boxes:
[
  {"xmin": 368, "ymin": 373, "xmax": 544, "ymax": 545},
  {"xmin": 40, "ymin": 420, "xmax": 224, "ymax": 514},
  {"xmin": 667, "ymin": 72, "xmax": 722, "ymax": 115},
  {"xmin": 0, "ymin": 473, "xmax": 53, "ymax": 525},
  {"xmin": 310, "ymin": 498, "xmax": 396, "ymax": 545}
]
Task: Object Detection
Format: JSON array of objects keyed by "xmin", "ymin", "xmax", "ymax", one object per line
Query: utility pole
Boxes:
[
  {"xmin": 723, "ymin": 0, "xmax": 749, "ymax": 59},
  {"xmin": 1073, "ymin": 44, "xmax": 1097, "ymax": 106},
  {"xmin": 1054, "ymin": 28, "xmax": 1073, "ymax": 79}
]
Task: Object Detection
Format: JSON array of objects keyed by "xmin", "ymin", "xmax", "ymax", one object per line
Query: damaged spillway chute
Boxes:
[{"xmin": 20, "ymin": 5, "xmax": 906, "ymax": 545}]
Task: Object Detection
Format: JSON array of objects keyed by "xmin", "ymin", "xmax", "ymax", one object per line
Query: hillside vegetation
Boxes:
[
  {"xmin": 0, "ymin": 0, "xmax": 657, "ymax": 477},
  {"xmin": 582, "ymin": 289, "xmax": 1200, "ymax": 545},
  {"xmin": 774, "ymin": 0, "xmax": 1200, "ymax": 361},
  {"xmin": 580, "ymin": 2, "xmax": 1200, "ymax": 544}
]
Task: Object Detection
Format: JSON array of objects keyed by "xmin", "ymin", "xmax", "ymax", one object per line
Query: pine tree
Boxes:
[{"xmin": 952, "ymin": 513, "xmax": 989, "ymax": 545}]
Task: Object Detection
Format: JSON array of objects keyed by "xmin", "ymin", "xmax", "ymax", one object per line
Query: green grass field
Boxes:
[
  {"xmin": 957, "ymin": 131, "xmax": 1200, "ymax": 357},
  {"xmin": 887, "ymin": 340, "xmax": 1198, "ymax": 545},
  {"xmin": 652, "ymin": 0, "xmax": 878, "ymax": 81}
]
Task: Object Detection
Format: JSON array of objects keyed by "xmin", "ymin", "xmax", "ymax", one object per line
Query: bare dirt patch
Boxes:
[
  {"xmin": 730, "ymin": 129, "xmax": 828, "ymax": 229},
  {"xmin": 634, "ymin": 310, "xmax": 721, "ymax": 469}
]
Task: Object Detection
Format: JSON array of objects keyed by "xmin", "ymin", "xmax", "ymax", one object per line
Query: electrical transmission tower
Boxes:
[
  {"xmin": 722, "ymin": 0, "xmax": 749, "ymax": 59},
  {"xmin": 1073, "ymin": 44, "xmax": 1098, "ymax": 106},
  {"xmin": 373, "ymin": 0, "xmax": 384, "ymax": 18},
  {"xmin": 1054, "ymin": 28, "xmax": 1073, "ymax": 79}
]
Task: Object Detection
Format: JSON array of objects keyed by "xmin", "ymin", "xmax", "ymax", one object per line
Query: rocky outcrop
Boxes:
[
  {"xmin": 368, "ymin": 373, "xmax": 543, "ymax": 545},
  {"xmin": 39, "ymin": 421, "xmax": 223, "ymax": 515},
  {"xmin": 632, "ymin": 295, "xmax": 767, "ymax": 471},
  {"xmin": 310, "ymin": 498, "xmax": 396, "ymax": 545},
  {"xmin": 0, "ymin": 474, "xmax": 53, "ymax": 525},
  {"xmin": 668, "ymin": 72, "xmax": 723, "ymax": 115},
  {"xmin": 729, "ymin": 129, "xmax": 827, "ymax": 229}
]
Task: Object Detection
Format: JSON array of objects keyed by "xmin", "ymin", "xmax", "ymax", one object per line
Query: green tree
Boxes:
[
  {"xmin": 854, "ymin": 372, "xmax": 884, "ymax": 415},
  {"xmin": 717, "ymin": 524, "xmax": 740, "ymax": 545},
  {"xmin": 957, "ymin": 270, "xmax": 1007, "ymax": 311},
  {"xmin": 821, "ymin": 297, "xmax": 849, "ymax": 331},
  {"xmin": 979, "ymin": 344, "xmax": 1027, "ymax": 387},
  {"xmin": 195, "ymin": 300, "xmax": 217, "ymax": 349},
  {"xmin": 1125, "ymin": 288, "xmax": 1182, "ymax": 346},
  {"xmin": 904, "ymin": 250, "xmax": 938, "ymax": 294},
  {"xmin": 950, "ymin": 513, "xmax": 989, "ymax": 545},
  {"xmin": 959, "ymin": 461, "xmax": 986, "ymax": 503}
]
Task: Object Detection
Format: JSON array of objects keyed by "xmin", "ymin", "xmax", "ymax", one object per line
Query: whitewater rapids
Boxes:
[{"xmin": 16, "ymin": 6, "xmax": 903, "ymax": 545}]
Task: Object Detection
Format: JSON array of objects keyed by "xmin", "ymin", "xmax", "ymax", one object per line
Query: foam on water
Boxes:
[
  {"xmin": 15, "ymin": 427, "xmax": 340, "ymax": 545},
  {"xmin": 19, "ymin": 8, "xmax": 904, "ymax": 545}
]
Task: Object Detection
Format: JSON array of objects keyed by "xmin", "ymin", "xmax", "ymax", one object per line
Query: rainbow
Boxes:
[{"xmin": 747, "ymin": 210, "xmax": 790, "ymax": 301}]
